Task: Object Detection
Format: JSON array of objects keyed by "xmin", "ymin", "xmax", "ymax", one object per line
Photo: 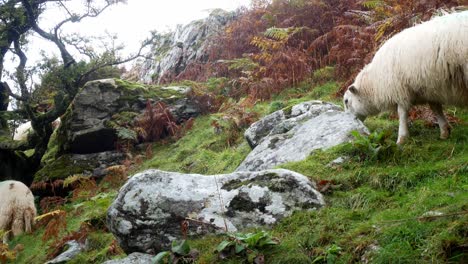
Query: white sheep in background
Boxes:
[
  {"xmin": 0, "ymin": 180, "xmax": 37, "ymax": 243},
  {"xmin": 344, "ymin": 11, "xmax": 468, "ymax": 144},
  {"xmin": 13, "ymin": 117, "xmax": 61, "ymax": 141},
  {"xmin": 13, "ymin": 121, "xmax": 33, "ymax": 141}
]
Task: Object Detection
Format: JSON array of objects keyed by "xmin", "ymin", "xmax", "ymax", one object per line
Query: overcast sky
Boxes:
[{"xmin": 9, "ymin": 0, "xmax": 251, "ymax": 69}]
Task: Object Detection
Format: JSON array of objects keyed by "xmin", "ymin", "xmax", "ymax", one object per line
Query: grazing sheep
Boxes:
[
  {"xmin": 0, "ymin": 180, "xmax": 36, "ymax": 243},
  {"xmin": 344, "ymin": 11, "xmax": 468, "ymax": 144}
]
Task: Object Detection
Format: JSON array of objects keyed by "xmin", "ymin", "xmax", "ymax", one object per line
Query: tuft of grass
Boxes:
[{"xmin": 137, "ymin": 115, "xmax": 251, "ymax": 175}]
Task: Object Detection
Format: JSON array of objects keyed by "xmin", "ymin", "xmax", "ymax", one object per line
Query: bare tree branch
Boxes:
[
  {"xmin": 2, "ymin": 81, "xmax": 26, "ymax": 101},
  {"xmin": 21, "ymin": 0, "xmax": 76, "ymax": 67},
  {"xmin": 77, "ymin": 37, "xmax": 155, "ymax": 84},
  {"xmin": 13, "ymin": 39, "xmax": 30, "ymax": 99},
  {"xmin": 62, "ymin": 35, "xmax": 97, "ymax": 60},
  {"xmin": 53, "ymin": 0, "xmax": 114, "ymax": 37}
]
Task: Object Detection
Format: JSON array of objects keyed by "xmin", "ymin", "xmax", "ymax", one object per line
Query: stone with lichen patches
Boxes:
[
  {"xmin": 102, "ymin": 252, "xmax": 155, "ymax": 264},
  {"xmin": 238, "ymin": 101, "xmax": 369, "ymax": 172},
  {"xmin": 106, "ymin": 169, "xmax": 324, "ymax": 254}
]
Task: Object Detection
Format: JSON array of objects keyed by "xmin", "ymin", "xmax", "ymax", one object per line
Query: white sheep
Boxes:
[
  {"xmin": 13, "ymin": 121, "xmax": 33, "ymax": 141},
  {"xmin": 13, "ymin": 117, "xmax": 61, "ymax": 141},
  {"xmin": 0, "ymin": 180, "xmax": 37, "ymax": 243},
  {"xmin": 344, "ymin": 11, "xmax": 468, "ymax": 144}
]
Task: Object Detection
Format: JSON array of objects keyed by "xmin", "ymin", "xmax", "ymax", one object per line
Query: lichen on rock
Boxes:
[
  {"xmin": 107, "ymin": 169, "xmax": 324, "ymax": 254},
  {"xmin": 237, "ymin": 101, "xmax": 369, "ymax": 171}
]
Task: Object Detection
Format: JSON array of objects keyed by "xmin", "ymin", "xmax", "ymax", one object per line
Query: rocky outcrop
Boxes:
[
  {"xmin": 107, "ymin": 169, "xmax": 324, "ymax": 254},
  {"xmin": 58, "ymin": 79, "xmax": 198, "ymax": 155},
  {"xmin": 237, "ymin": 101, "xmax": 369, "ymax": 171},
  {"xmin": 135, "ymin": 9, "xmax": 235, "ymax": 84},
  {"xmin": 33, "ymin": 79, "xmax": 201, "ymax": 182}
]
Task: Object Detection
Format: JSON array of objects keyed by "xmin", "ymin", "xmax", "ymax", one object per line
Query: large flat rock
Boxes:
[{"xmin": 107, "ymin": 169, "xmax": 324, "ymax": 254}]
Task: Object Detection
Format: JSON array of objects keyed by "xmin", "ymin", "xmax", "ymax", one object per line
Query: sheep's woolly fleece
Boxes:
[
  {"xmin": 350, "ymin": 11, "xmax": 468, "ymax": 113},
  {"xmin": 0, "ymin": 180, "xmax": 37, "ymax": 240}
]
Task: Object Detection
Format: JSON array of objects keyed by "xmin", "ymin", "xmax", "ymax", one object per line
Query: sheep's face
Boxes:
[{"xmin": 344, "ymin": 85, "xmax": 370, "ymax": 121}]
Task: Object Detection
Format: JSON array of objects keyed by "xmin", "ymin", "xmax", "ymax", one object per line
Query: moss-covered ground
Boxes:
[{"xmin": 6, "ymin": 81, "xmax": 467, "ymax": 263}]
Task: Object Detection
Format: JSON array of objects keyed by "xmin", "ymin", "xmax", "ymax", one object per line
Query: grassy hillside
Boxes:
[{"xmin": 6, "ymin": 81, "xmax": 467, "ymax": 263}]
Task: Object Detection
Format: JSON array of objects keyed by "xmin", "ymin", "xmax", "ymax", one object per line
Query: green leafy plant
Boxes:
[
  {"xmin": 215, "ymin": 230, "xmax": 278, "ymax": 263},
  {"xmin": 349, "ymin": 130, "xmax": 398, "ymax": 162},
  {"xmin": 312, "ymin": 244, "xmax": 342, "ymax": 264},
  {"xmin": 116, "ymin": 127, "xmax": 138, "ymax": 142},
  {"xmin": 312, "ymin": 66, "xmax": 335, "ymax": 83},
  {"xmin": 153, "ymin": 240, "xmax": 198, "ymax": 264},
  {"xmin": 224, "ymin": 57, "xmax": 260, "ymax": 72}
]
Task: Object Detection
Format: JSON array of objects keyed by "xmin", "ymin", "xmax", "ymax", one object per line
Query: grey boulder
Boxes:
[
  {"xmin": 244, "ymin": 101, "xmax": 342, "ymax": 148},
  {"xmin": 102, "ymin": 253, "xmax": 155, "ymax": 264},
  {"xmin": 107, "ymin": 169, "xmax": 324, "ymax": 254},
  {"xmin": 237, "ymin": 101, "xmax": 368, "ymax": 172},
  {"xmin": 60, "ymin": 79, "xmax": 197, "ymax": 154}
]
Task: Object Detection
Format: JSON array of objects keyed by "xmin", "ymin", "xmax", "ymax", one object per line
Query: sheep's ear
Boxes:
[{"xmin": 348, "ymin": 85, "xmax": 358, "ymax": 94}]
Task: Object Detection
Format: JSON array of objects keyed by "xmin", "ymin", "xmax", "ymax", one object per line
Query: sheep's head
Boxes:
[{"xmin": 344, "ymin": 84, "xmax": 372, "ymax": 121}]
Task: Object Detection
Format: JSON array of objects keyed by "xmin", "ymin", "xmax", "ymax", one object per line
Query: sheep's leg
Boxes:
[
  {"xmin": 397, "ymin": 105, "xmax": 409, "ymax": 144},
  {"xmin": 0, "ymin": 210, "xmax": 12, "ymax": 243},
  {"xmin": 23, "ymin": 208, "xmax": 35, "ymax": 233},
  {"xmin": 429, "ymin": 103, "xmax": 451, "ymax": 139},
  {"xmin": 0, "ymin": 212, "xmax": 10, "ymax": 231},
  {"xmin": 11, "ymin": 213, "xmax": 25, "ymax": 236}
]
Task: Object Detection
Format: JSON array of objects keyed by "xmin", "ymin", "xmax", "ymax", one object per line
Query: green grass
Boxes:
[
  {"xmin": 137, "ymin": 115, "xmax": 252, "ymax": 175},
  {"xmin": 9, "ymin": 192, "xmax": 120, "ymax": 264},
  {"xmin": 7, "ymin": 81, "xmax": 468, "ymax": 263}
]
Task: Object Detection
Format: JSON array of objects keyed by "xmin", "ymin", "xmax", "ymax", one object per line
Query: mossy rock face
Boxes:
[
  {"xmin": 138, "ymin": 9, "xmax": 235, "ymax": 84},
  {"xmin": 38, "ymin": 78, "xmax": 201, "ymax": 181},
  {"xmin": 34, "ymin": 151, "xmax": 125, "ymax": 182},
  {"xmin": 34, "ymin": 155, "xmax": 93, "ymax": 181},
  {"xmin": 54, "ymin": 78, "xmax": 199, "ymax": 155}
]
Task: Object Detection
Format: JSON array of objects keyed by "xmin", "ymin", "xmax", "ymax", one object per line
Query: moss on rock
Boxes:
[
  {"xmin": 34, "ymin": 155, "xmax": 94, "ymax": 181},
  {"xmin": 221, "ymin": 172, "xmax": 300, "ymax": 193},
  {"xmin": 55, "ymin": 78, "xmax": 191, "ymax": 155},
  {"xmin": 282, "ymin": 105, "xmax": 293, "ymax": 117},
  {"xmin": 114, "ymin": 79, "xmax": 186, "ymax": 104},
  {"xmin": 41, "ymin": 127, "xmax": 60, "ymax": 165}
]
